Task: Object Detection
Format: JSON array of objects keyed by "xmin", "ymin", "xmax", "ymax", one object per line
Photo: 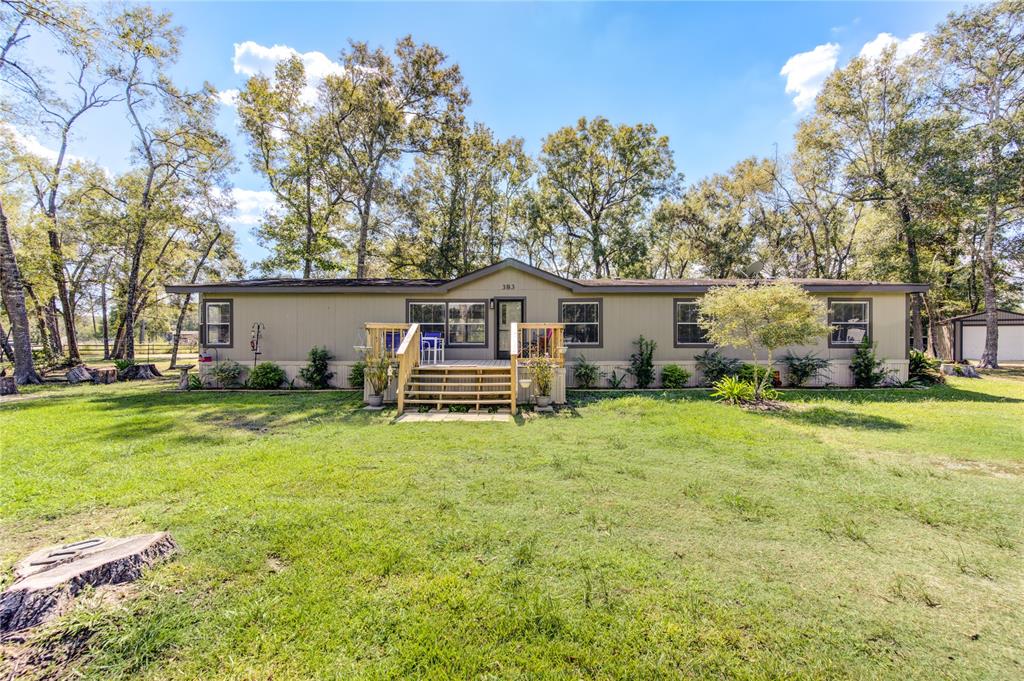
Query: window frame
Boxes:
[
  {"xmin": 558, "ymin": 297, "xmax": 603, "ymax": 348},
  {"xmin": 406, "ymin": 301, "xmax": 447, "ymax": 339},
  {"xmin": 445, "ymin": 300, "xmax": 488, "ymax": 347},
  {"xmin": 405, "ymin": 299, "xmax": 489, "ymax": 348},
  {"xmin": 201, "ymin": 298, "xmax": 233, "ymax": 348},
  {"xmin": 673, "ymin": 297, "xmax": 711, "ymax": 348},
  {"xmin": 827, "ymin": 297, "xmax": 872, "ymax": 349}
]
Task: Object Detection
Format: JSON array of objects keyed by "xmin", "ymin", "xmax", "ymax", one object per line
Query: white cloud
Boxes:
[
  {"xmin": 219, "ymin": 41, "xmax": 344, "ymax": 107},
  {"xmin": 1, "ymin": 123, "xmax": 60, "ymax": 162},
  {"xmin": 780, "ymin": 43, "xmax": 840, "ymax": 111},
  {"xmin": 229, "ymin": 188, "xmax": 278, "ymax": 226},
  {"xmin": 216, "ymin": 88, "xmax": 240, "ymax": 107},
  {"xmin": 859, "ymin": 32, "xmax": 926, "ymax": 62}
]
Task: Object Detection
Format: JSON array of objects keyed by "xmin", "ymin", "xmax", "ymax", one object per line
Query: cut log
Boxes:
[
  {"xmin": 0, "ymin": 533, "xmax": 178, "ymax": 633},
  {"xmin": 66, "ymin": 365, "xmax": 94, "ymax": 384},
  {"xmin": 0, "ymin": 375, "xmax": 16, "ymax": 395}
]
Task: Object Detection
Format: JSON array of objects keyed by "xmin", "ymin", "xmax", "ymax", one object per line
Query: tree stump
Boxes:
[
  {"xmin": 0, "ymin": 533, "xmax": 178, "ymax": 633},
  {"xmin": 66, "ymin": 365, "xmax": 94, "ymax": 384},
  {"xmin": 90, "ymin": 368, "xmax": 118, "ymax": 384},
  {"xmin": 0, "ymin": 375, "xmax": 16, "ymax": 395},
  {"xmin": 119, "ymin": 363, "xmax": 163, "ymax": 381}
]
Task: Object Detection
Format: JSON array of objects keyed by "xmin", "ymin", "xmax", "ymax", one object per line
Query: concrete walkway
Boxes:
[{"xmin": 394, "ymin": 410, "xmax": 512, "ymax": 423}]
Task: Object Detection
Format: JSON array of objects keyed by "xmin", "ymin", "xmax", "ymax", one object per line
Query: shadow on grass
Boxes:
[
  {"xmin": 768, "ymin": 406, "xmax": 907, "ymax": 431},
  {"xmin": 786, "ymin": 383, "xmax": 1021, "ymax": 404},
  {"xmin": 568, "ymin": 389, "xmax": 713, "ymax": 407}
]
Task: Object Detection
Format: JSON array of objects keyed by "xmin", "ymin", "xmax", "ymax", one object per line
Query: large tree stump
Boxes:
[
  {"xmin": 0, "ymin": 375, "xmax": 16, "ymax": 395},
  {"xmin": 65, "ymin": 365, "xmax": 94, "ymax": 384},
  {"xmin": 118, "ymin": 363, "xmax": 163, "ymax": 381},
  {"xmin": 0, "ymin": 533, "xmax": 178, "ymax": 633}
]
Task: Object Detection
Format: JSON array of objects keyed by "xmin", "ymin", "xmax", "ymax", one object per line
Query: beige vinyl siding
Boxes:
[{"xmin": 199, "ymin": 268, "xmax": 910, "ymax": 368}]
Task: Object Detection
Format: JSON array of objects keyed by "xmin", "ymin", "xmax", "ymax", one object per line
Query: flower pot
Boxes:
[
  {"xmin": 535, "ymin": 395, "xmax": 552, "ymax": 408},
  {"xmin": 366, "ymin": 394, "xmax": 384, "ymax": 407}
]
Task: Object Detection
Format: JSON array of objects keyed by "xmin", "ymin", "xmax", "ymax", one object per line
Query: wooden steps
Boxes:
[{"xmin": 400, "ymin": 365, "xmax": 514, "ymax": 412}]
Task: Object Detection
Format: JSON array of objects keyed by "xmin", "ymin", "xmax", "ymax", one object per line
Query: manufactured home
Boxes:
[{"xmin": 166, "ymin": 258, "xmax": 928, "ymax": 409}]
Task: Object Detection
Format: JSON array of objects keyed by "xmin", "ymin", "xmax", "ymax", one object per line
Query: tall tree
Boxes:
[
  {"xmin": 107, "ymin": 6, "xmax": 232, "ymax": 358},
  {"xmin": 803, "ymin": 48, "xmax": 939, "ymax": 350},
  {"xmin": 320, "ymin": 36, "xmax": 469, "ymax": 277},
  {"xmin": 0, "ymin": 193, "xmax": 41, "ymax": 383},
  {"xmin": 930, "ymin": 1, "xmax": 1024, "ymax": 367},
  {"xmin": 15, "ymin": 18, "xmax": 117, "ymax": 361},
  {"xmin": 537, "ymin": 116, "xmax": 678, "ymax": 278},
  {"xmin": 236, "ymin": 57, "xmax": 343, "ymax": 277},
  {"xmin": 390, "ymin": 122, "xmax": 532, "ymax": 278}
]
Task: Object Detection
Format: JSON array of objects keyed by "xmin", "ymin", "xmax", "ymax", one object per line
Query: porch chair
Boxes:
[{"xmin": 420, "ymin": 331, "xmax": 445, "ymax": 365}]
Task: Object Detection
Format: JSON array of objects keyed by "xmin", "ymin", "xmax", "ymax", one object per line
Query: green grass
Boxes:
[{"xmin": 1, "ymin": 376, "xmax": 1022, "ymax": 679}]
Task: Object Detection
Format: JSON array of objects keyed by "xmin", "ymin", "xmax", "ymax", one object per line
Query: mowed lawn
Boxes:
[{"xmin": 1, "ymin": 376, "xmax": 1022, "ymax": 680}]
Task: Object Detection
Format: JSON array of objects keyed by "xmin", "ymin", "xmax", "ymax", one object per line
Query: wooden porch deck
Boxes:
[{"xmin": 420, "ymin": 359, "xmax": 511, "ymax": 368}]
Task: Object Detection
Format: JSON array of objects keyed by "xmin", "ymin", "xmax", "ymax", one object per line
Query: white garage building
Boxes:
[{"xmin": 945, "ymin": 308, "xmax": 1024, "ymax": 362}]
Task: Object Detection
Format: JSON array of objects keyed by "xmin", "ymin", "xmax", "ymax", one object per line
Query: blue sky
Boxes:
[{"xmin": 20, "ymin": 1, "xmax": 962, "ymax": 265}]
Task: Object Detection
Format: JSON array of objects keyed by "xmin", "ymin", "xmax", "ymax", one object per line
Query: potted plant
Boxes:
[
  {"xmin": 363, "ymin": 352, "xmax": 392, "ymax": 407},
  {"xmin": 527, "ymin": 356, "xmax": 555, "ymax": 407}
]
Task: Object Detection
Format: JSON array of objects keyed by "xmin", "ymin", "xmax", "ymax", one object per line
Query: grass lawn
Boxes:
[{"xmin": 1, "ymin": 376, "xmax": 1022, "ymax": 679}]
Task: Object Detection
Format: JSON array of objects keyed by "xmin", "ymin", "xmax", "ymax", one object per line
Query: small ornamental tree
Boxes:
[{"xmin": 699, "ymin": 283, "xmax": 829, "ymax": 401}]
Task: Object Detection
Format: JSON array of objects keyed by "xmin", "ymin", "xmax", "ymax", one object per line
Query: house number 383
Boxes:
[{"xmin": 502, "ymin": 283, "xmax": 515, "ymax": 290}]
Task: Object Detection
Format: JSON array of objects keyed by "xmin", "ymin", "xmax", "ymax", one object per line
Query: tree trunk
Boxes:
[
  {"xmin": 23, "ymin": 283, "xmax": 51, "ymax": 358},
  {"xmin": 46, "ymin": 225, "xmax": 79, "ymax": 359},
  {"xmin": 100, "ymin": 266, "xmax": 110, "ymax": 359},
  {"xmin": 979, "ymin": 196, "xmax": 1000, "ymax": 368},
  {"xmin": 46, "ymin": 297, "xmax": 63, "ymax": 355},
  {"xmin": 899, "ymin": 199, "xmax": 925, "ymax": 352},
  {"xmin": 0, "ymin": 321, "xmax": 15, "ymax": 363},
  {"xmin": 0, "ymin": 199, "xmax": 42, "ymax": 384},
  {"xmin": 122, "ymin": 219, "xmax": 147, "ymax": 359},
  {"xmin": 170, "ymin": 230, "xmax": 220, "ymax": 368},
  {"xmin": 355, "ymin": 188, "xmax": 373, "ymax": 278}
]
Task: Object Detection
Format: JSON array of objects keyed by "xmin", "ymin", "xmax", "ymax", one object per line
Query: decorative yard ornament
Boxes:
[{"xmin": 250, "ymin": 322, "xmax": 265, "ymax": 369}]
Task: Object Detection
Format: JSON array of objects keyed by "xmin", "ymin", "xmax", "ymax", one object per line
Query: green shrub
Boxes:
[
  {"xmin": 627, "ymin": 335, "xmax": 657, "ymax": 389},
  {"xmin": 782, "ymin": 352, "xmax": 830, "ymax": 387},
  {"xmin": 187, "ymin": 373, "xmax": 203, "ymax": 390},
  {"xmin": 113, "ymin": 358, "xmax": 136, "ymax": 372},
  {"xmin": 349, "ymin": 360, "xmax": 366, "ymax": 389},
  {"xmin": 210, "ymin": 360, "xmax": 244, "ymax": 388},
  {"xmin": 710, "ymin": 376, "xmax": 755, "ymax": 405},
  {"xmin": 908, "ymin": 350, "xmax": 945, "ymax": 385},
  {"xmin": 247, "ymin": 362, "xmax": 286, "ymax": 389},
  {"xmin": 299, "ymin": 346, "xmax": 335, "ymax": 389},
  {"xmin": 694, "ymin": 349, "xmax": 743, "ymax": 386},
  {"xmin": 850, "ymin": 337, "xmax": 888, "ymax": 388},
  {"xmin": 738, "ymin": 363, "xmax": 774, "ymax": 386},
  {"xmin": 573, "ymin": 355, "xmax": 603, "ymax": 389},
  {"xmin": 607, "ymin": 370, "xmax": 627, "ymax": 389},
  {"xmin": 660, "ymin": 364, "xmax": 691, "ymax": 389},
  {"xmin": 527, "ymin": 356, "xmax": 555, "ymax": 397}
]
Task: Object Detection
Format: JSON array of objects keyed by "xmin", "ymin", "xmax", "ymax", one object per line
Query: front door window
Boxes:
[{"xmin": 497, "ymin": 300, "xmax": 523, "ymax": 357}]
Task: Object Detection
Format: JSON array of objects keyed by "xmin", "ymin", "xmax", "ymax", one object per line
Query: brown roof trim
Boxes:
[{"xmin": 165, "ymin": 258, "xmax": 930, "ymax": 295}]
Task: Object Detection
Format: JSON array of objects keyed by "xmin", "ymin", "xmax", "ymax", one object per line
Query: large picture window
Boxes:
[
  {"xmin": 674, "ymin": 299, "xmax": 709, "ymax": 346},
  {"xmin": 829, "ymin": 299, "xmax": 870, "ymax": 347},
  {"xmin": 407, "ymin": 300, "xmax": 487, "ymax": 346},
  {"xmin": 560, "ymin": 299, "xmax": 601, "ymax": 346},
  {"xmin": 408, "ymin": 302, "xmax": 446, "ymax": 337},
  {"xmin": 447, "ymin": 302, "xmax": 486, "ymax": 345},
  {"xmin": 203, "ymin": 299, "xmax": 232, "ymax": 347}
]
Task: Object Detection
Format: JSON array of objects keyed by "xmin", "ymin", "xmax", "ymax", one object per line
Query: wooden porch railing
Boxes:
[
  {"xmin": 511, "ymin": 323, "xmax": 565, "ymax": 411},
  {"xmin": 394, "ymin": 323, "xmax": 421, "ymax": 412},
  {"xmin": 364, "ymin": 322, "xmax": 411, "ymax": 361},
  {"xmin": 516, "ymin": 323, "xmax": 565, "ymax": 365},
  {"xmin": 510, "ymin": 323, "xmax": 519, "ymax": 413}
]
